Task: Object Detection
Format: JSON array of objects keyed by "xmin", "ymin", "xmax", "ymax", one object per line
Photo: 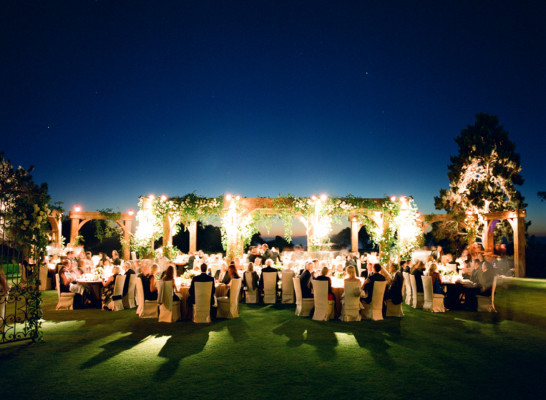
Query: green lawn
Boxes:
[{"xmin": 1, "ymin": 279, "xmax": 546, "ymax": 400}]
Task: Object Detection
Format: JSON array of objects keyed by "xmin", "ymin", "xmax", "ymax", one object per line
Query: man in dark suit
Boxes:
[
  {"xmin": 299, "ymin": 261, "xmax": 314, "ymax": 298},
  {"xmin": 362, "ymin": 263, "xmax": 386, "ymax": 304},
  {"xmin": 259, "ymin": 259, "xmax": 279, "ymax": 291},
  {"xmin": 412, "ymin": 262, "xmax": 425, "ymax": 293},
  {"xmin": 262, "ymin": 244, "xmax": 274, "ymax": 264},
  {"xmin": 385, "ymin": 263, "xmax": 404, "ymax": 305},
  {"xmin": 122, "ymin": 261, "xmax": 136, "ymax": 296},
  {"xmin": 186, "ymin": 252, "xmax": 196, "ymax": 272},
  {"xmin": 189, "ymin": 263, "xmax": 216, "ymax": 311},
  {"xmin": 214, "ymin": 263, "xmax": 231, "ymax": 285}
]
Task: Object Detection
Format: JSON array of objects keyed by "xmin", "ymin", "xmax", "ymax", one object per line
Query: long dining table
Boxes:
[{"xmin": 174, "ymin": 280, "xmax": 227, "ymax": 320}]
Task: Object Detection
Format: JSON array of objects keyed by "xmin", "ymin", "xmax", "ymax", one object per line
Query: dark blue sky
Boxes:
[{"xmin": 1, "ymin": 0, "xmax": 545, "ymax": 235}]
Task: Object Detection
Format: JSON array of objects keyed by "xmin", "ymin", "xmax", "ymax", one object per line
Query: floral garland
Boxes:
[{"xmin": 220, "ymin": 197, "xmax": 258, "ymax": 259}]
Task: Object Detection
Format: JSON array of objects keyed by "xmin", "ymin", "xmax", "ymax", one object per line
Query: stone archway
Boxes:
[{"xmin": 68, "ymin": 210, "xmax": 134, "ymax": 260}]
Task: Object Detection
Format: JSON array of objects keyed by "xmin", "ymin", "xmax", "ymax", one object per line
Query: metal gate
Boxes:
[{"xmin": 1, "ymin": 159, "xmax": 43, "ymax": 344}]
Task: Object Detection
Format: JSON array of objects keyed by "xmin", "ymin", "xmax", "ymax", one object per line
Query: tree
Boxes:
[
  {"xmin": 434, "ymin": 113, "xmax": 526, "ymax": 244},
  {"xmin": 539, "ymin": 192, "xmax": 546, "ymax": 202}
]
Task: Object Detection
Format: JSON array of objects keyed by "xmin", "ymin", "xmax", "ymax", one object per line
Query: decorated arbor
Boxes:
[{"xmin": 133, "ymin": 193, "xmax": 424, "ymax": 264}]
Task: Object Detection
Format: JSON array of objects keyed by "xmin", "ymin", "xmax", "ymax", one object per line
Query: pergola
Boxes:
[{"xmin": 418, "ymin": 210, "xmax": 527, "ymax": 277}]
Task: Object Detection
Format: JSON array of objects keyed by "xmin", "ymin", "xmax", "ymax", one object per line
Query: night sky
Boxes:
[{"xmin": 1, "ymin": 1, "xmax": 545, "ymax": 236}]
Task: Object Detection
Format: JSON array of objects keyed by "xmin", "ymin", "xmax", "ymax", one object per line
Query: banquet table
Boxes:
[
  {"xmin": 441, "ymin": 279, "xmax": 478, "ymax": 310},
  {"xmin": 76, "ymin": 280, "xmax": 103, "ymax": 308}
]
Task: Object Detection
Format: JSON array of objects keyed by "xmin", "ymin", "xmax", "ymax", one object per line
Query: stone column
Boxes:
[
  {"xmin": 189, "ymin": 221, "xmax": 197, "ymax": 253},
  {"xmin": 350, "ymin": 218, "xmax": 361, "ymax": 252},
  {"xmin": 69, "ymin": 217, "xmax": 79, "ymax": 245},
  {"xmin": 513, "ymin": 211, "xmax": 526, "ymax": 277}
]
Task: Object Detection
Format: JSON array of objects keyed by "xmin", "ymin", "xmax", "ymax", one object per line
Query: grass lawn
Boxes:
[{"xmin": 1, "ymin": 278, "xmax": 546, "ymax": 400}]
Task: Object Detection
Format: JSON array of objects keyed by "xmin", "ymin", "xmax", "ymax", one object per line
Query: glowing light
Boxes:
[
  {"xmin": 320, "ymin": 194, "xmax": 328, "ymax": 202},
  {"xmin": 160, "ymin": 195, "xmax": 167, "ymax": 202},
  {"xmin": 225, "ymin": 194, "xmax": 232, "ymax": 201},
  {"xmin": 148, "ymin": 194, "xmax": 155, "ymax": 200},
  {"xmin": 400, "ymin": 196, "xmax": 406, "ymax": 202},
  {"xmin": 235, "ymin": 195, "xmax": 241, "ymax": 201},
  {"xmin": 390, "ymin": 196, "xmax": 396, "ymax": 202},
  {"xmin": 128, "ymin": 209, "xmax": 134, "ymax": 216},
  {"xmin": 311, "ymin": 195, "xmax": 317, "ymax": 201},
  {"xmin": 74, "ymin": 205, "xmax": 81, "ymax": 212}
]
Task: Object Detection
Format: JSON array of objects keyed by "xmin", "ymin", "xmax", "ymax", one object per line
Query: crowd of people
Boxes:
[{"xmin": 37, "ymin": 240, "xmax": 509, "ymax": 314}]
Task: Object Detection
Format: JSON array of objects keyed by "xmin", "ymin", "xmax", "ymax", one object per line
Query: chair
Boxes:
[
  {"xmin": 244, "ymin": 271, "xmax": 258, "ymax": 303},
  {"xmin": 362, "ymin": 281, "xmax": 387, "ymax": 321},
  {"xmin": 385, "ymin": 299, "xmax": 404, "ymax": 317},
  {"xmin": 340, "ymin": 280, "xmax": 362, "ymax": 322},
  {"xmin": 422, "ymin": 275, "xmax": 445, "ymax": 312},
  {"xmin": 293, "ymin": 277, "xmax": 314, "ymax": 317},
  {"xmin": 110, "ymin": 275, "xmax": 126, "ymax": 311},
  {"xmin": 477, "ymin": 276, "xmax": 497, "ymax": 312},
  {"xmin": 122, "ymin": 274, "xmax": 137, "ymax": 309},
  {"xmin": 409, "ymin": 274, "xmax": 424, "ymax": 309},
  {"xmin": 135, "ymin": 277, "xmax": 158, "ymax": 318},
  {"xmin": 403, "ymin": 272, "xmax": 412, "ymax": 306},
  {"xmin": 193, "ymin": 281, "xmax": 213, "ymax": 323},
  {"xmin": 158, "ymin": 281, "xmax": 181, "ymax": 322},
  {"xmin": 262, "ymin": 272, "xmax": 278, "ymax": 304},
  {"xmin": 217, "ymin": 278, "xmax": 242, "ymax": 319},
  {"xmin": 281, "ymin": 270, "xmax": 295, "ymax": 304},
  {"xmin": 39, "ymin": 264, "xmax": 50, "ymax": 290},
  {"xmin": 55, "ymin": 274, "xmax": 75, "ymax": 310},
  {"xmin": 311, "ymin": 280, "xmax": 334, "ymax": 321}
]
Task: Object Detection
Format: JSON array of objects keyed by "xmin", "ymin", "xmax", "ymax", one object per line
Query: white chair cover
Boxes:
[
  {"xmin": 409, "ymin": 274, "xmax": 424, "ymax": 309},
  {"xmin": 244, "ymin": 271, "xmax": 258, "ymax": 303},
  {"xmin": 281, "ymin": 270, "xmax": 295, "ymax": 304},
  {"xmin": 193, "ymin": 281, "xmax": 213, "ymax": 323},
  {"xmin": 135, "ymin": 277, "xmax": 158, "ymax": 318},
  {"xmin": 218, "ymin": 278, "xmax": 242, "ymax": 319},
  {"xmin": 311, "ymin": 280, "xmax": 334, "ymax": 321},
  {"xmin": 385, "ymin": 299, "xmax": 404, "ymax": 317},
  {"xmin": 122, "ymin": 274, "xmax": 137, "ymax": 309},
  {"xmin": 39, "ymin": 264, "xmax": 49, "ymax": 290},
  {"xmin": 158, "ymin": 280, "xmax": 181, "ymax": 322},
  {"xmin": 403, "ymin": 272, "xmax": 412, "ymax": 306},
  {"xmin": 362, "ymin": 281, "xmax": 387, "ymax": 321},
  {"xmin": 55, "ymin": 274, "xmax": 75, "ymax": 310},
  {"xmin": 111, "ymin": 275, "xmax": 126, "ymax": 311},
  {"xmin": 422, "ymin": 275, "xmax": 445, "ymax": 312},
  {"xmin": 340, "ymin": 281, "xmax": 362, "ymax": 322},
  {"xmin": 477, "ymin": 276, "xmax": 497, "ymax": 312},
  {"xmin": 262, "ymin": 272, "xmax": 278, "ymax": 304},
  {"xmin": 293, "ymin": 277, "xmax": 314, "ymax": 317}
]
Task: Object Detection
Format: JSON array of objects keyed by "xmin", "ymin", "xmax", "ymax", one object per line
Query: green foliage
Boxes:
[
  {"xmin": 0, "ymin": 152, "xmax": 49, "ymax": 342},
  {"xmin": 94, "ymin": 208, "xmax": 122, "ymax": 242},
  {"xmin": 435, "ymin": 113, "xmax": 526, "ymax": 244},
  {"xmin": 539, "ymin": 192, "xmax": 546, "ymax": 202}
]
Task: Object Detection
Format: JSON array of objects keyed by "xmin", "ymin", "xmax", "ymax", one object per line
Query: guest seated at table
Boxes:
[
  {"xmin": 122, "ymin": 261, "xmax": 136, "ymax": 297},
  {"xmin": 59, "ymin": 263, "xmax": 90, "ymax": 308},
  {"xmin": 299, "ymin": 261, "xmax": 314, "ymax": 298},
  {"xmin": 161, "ymin": 265, "xmax": 179, "ymax": 301},
  {"xmin": 188, "ymin": 263, "xmax": 216, "ymax": 317},
  {"xmin": 428, "ymin": 264, "xmax": 445, "ymax": 295},
  {"xmin": 259, "ymin": 259, "xmax": 279, "ymax": 292},
  {"xmin": 400, "ymin": 260, "xmax": 409, "ymax": 273},
  {"xmin": 412, "ymin": 261, "xmax": 425, "ymax": 293},
  {"xmin": 362, "ymin": 263, "xmax": 386, "ymax": 304},
  {"xmin": 112, "ymin": 250, "xmax": 122, "ymax": 266},
  {"xmin": 242, "ymin": 262, "xmax": 259, "ymax": 292},
  {"xmin": 139, "ymin": 265, "xmax": 158, "ymax": 301},
  {"xmin": 385, "ymin": 263, "xmax": 404, "ymax": 304},
  {"xmin": 361, "ymin": 262, "xmax": 372, "ymax": 279},
  {"xmin": 314, "ymin": 266, "xmax": 334, "ymax": 300},
  {"xmin": 478, "ymin": 261, "xmax": 496, "ymax": 296},
  {"xmin": 226, "ymin": 264, "xmax": 240, "ymax": 296},
  {"xmin": 101, "ymin": 266, "xmax": 121, "ymax": 310},
  {"xmin": 149, "ymin": 263, "xmax": 159, "ymax": 298},
  {"xmin": 214, "ymin": 262, "xmax": 230, "ymax": 284},
  {"xmin": 333, "ymin": 263, "xmax": 345, "ymax": 276}
]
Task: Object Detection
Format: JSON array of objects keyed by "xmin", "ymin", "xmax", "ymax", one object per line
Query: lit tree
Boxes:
[{"xmin": 434, "ymin": 113, "xmax": 526, "ymax": 244}]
